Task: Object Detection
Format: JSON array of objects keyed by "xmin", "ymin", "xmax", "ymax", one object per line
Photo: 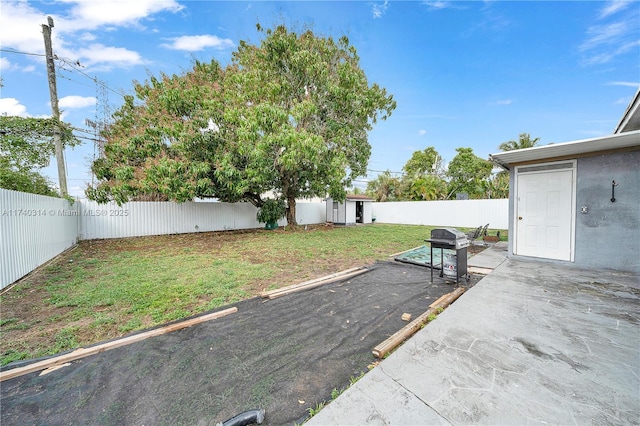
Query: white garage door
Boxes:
[{"xmin": 515, "ymin": 161, "xmax": 575, "ymax": 261}]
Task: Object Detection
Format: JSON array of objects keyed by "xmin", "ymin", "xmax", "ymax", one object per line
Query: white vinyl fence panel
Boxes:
[
  {"xmin": 295, "ymin": 202, "xmax": 327, "ymax": 226},
  {"xmin": 1, "ymin": 189, "xmax": 78, "ymax": 289},
  {"xmin": 79, "ymin": 200, "xmax": 260, "ymax": 240},
  {"xmin": 372, "ymin": 199, "xmax": 509, "ymax": 230},
  {"xmin": 78, "ymin": 200, "xmax": 327, "ymax": 240}
]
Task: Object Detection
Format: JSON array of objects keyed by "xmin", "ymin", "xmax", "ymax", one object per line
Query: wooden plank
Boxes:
[
  {"xmin": 468, "ymin": 266, "xmax": 494, "ymax": 275},
  {"xmin": 0, "ymin": 306, "xmax": 238, "ymax": 382},
  {"xmin": 260, "ymin": 267, "xmax": 362, "ymax": 298},
  {"xmin": 372, "ymin": 288, "xmax": 465, "ymax": 359},
  {"xmin": 428, "ymin": 293, "xmax": 449, "ymax": 308},
  {"xmin": 266, "ymin": 268, "xmax": 369, "ymax": 299}
]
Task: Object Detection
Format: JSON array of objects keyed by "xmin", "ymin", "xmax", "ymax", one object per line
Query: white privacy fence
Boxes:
[
  {"xmin": 1, "ymin": 188, "xmax": 507, "ymax": 289},
  {"xmin": 1, "ymin": 190, "xmax": 326, "ymax": 289},
  {"xmin": 372, "ymin": 199, "xmax": 509, "ymax": 229},
  {"xmin": 78, "ymin": 200, "xmax": 325, "ymax": 240},
  {"xmin": 1, "ymin": 190, "xmax": 78, "ymax": 289}
]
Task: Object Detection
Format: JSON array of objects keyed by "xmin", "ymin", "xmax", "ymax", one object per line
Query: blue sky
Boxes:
[{"xmin": 1, "ymin": 0, "xmax": 638, "ymax": 197}]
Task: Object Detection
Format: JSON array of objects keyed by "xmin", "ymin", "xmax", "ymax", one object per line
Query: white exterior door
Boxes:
[{"xmin": 515, "ymin": 164, "xmax": 575, "ymax": 261}]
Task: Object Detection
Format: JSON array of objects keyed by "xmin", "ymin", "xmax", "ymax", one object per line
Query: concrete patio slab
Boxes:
[
  {"xmin": 308, "ymin": 257, "xmax": 639, "ymax": 425},
  {"xmin": 467, "ymin": 241, "xmax": 508, "ymax": 270}
]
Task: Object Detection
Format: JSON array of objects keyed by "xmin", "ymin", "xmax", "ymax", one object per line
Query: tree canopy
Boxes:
[
  {"xmin": 499, "ymin": 132, "xmax": 540, "ymax": 151},
  {"xmin": 367, "ymin": 146, "xmax": 498, "ymax": 201},
  {"xmin": 88, "ymin": 25, "xmax": 396, "ymax": 226},
  {"xmin": 0, "ymin": 116, "xmax": 79, "ymax": 196},
  {"xmin": 445, "ymin": 147, "xmax": 493, "ymax": 199},
  {"xmin": 402, "ymin": 147, "xmax": 443, "ymax": 177},
  {"xmin": 366, "ymin": 170, "xmax": 402, "ymax": 202},
  {"xmin": 88, "ymin": 60, "xmax": 230, "ymax": 204}
]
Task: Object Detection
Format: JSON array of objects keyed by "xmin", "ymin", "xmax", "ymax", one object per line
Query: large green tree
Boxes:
[
  {"xmin": 88, "ymin": 60, "xmax": 235, "ymax": 204},
  {"xmin": 400, "ymin": 146, "xmax": 447, "ymax": 200},
  {"xmin": 402, "ymin": 146, "xmax": 443, "ymax": 177},
  {"xmin": 88, "ymin": 25, "xmax": 395, "ymax": 226},
  {"xmin": 0, "ymin": 116, "xmax": 79, "ymax": 196},
  {"xmin": 366, "ymin": 170, "xmax": 402, "ymax": 202},
  {"xmin": 404, "ymin": 174, "xmax": 448, "ymax": 201},
  {"xmin": 446, "ymin": 147, "xmax": 493, "ymax": 199},
  {"xmin": 487, "ymin": 171, "xmax": 510, "ymax": 199},
  {"xmin": 226, "ymin": 25, "xmax": 395, "ymax": 224},
  {"xmin": 499, "ymin": 132, "xmax": 540, "ymax": 152}
]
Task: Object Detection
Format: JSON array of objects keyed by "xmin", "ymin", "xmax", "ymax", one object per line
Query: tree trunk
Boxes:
[{"xmin": 286, "ymin": 196, "xmax": 297, "ymax": 226}]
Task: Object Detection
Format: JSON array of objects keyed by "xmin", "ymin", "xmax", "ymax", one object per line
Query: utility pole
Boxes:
[{"xmin": 42, "ymin": 16, "xmax": 68, "ymax": 197}]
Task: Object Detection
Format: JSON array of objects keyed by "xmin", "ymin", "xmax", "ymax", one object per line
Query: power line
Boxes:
[
  {"xmin": 69, "ymin": 126, "xmax": 97, "ymax": 135},
  {"xmin": 367, "ymin": 169, "xmax": 404, "ymax": 175},
  {"xmin": 56, "ymin": 70, "xmax": 98, "ymax": 91},
  {"xmin": 0, "ymin": 48, "xmax": 45, "ymax": 57},
  {"xmin": 1, "ymin": 47, "xmax": 126, "ymax": 99},
  {"xmin": 56, "ymin": 57, "xmax": 126, "ymax": 99}
]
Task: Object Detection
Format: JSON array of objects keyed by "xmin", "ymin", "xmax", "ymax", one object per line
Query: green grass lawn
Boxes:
[{"xmin": 0, "ymin": 224, "xmax": 506, "ymax": 365}]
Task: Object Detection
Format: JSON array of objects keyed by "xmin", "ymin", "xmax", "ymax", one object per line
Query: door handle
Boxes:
[{"xmin": 518, "ymin": 216, "xmax": 523, "ymax": 220}]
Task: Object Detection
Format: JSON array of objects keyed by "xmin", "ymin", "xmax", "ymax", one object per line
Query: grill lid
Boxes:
[
  {"xmin": 430, "ymin": 228, "xmax": 467, "ymax": 241},
  {"xmin": 427, "ymin": 228, "xmax": 470, "ymax": 249}
]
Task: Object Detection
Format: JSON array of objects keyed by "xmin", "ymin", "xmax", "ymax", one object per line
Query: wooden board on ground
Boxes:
[
  {"xmin": 372, "ymin": 288, "xmax": 465, "ymax": 359},
  {"xmin": 468, "ymin": 266, "xmax": 494, "ymax": 275},
  {"xmin": 261, "ymin": 267, "xmax": 369, "ymax": 299},
  {"xmin": 0, "ymin": 306, "xmax": 238, "ymax": 382}
]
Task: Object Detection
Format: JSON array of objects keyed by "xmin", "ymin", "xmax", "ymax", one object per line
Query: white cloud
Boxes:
[
  {"xmin": 582, "ymin": 39, "xmax": 640, "ymax": 65},
  {"xmin": 0, "ymin": 57, "xmax": 12, "ymax": 71},
  {"xmin": 201, "ymin": 119, "xmax": 220, "ymax": 134},
  {"xmin": 423, "ymin": 1, "xmax": 453, "ymax": 11},
  {"xmin": 59, "ymin": 95, "xmax": 97, "ymax": 109},
  {"xmin": 61, "ymin": 0, "xmax": 184, "ymax": 30},
  {"xmin": 0, "ymin": 98, "xmax": 29, "ymax": 117},
  {"xmin": 370, "ymin": 1, "xmax": 389, "ymax": 19},
  {"xmin": 78, "ymin": 32, "xmax": 97, "ymax": 42},
  {"xmin": 418, "ymin": 129, "xmax": 427, "ymax": 136},
  {"xmin": 0, "ymin": 57, "xmax": 36, "ymax": 73},
  {"xmin": 161, "ymin": 35, "xmax": 235, "ymax": 51},
  {"xmin": 0, "ymin": 1, "xmax": 49, "ymax": 54},
  {"xmin": 489, "ymin": 99, "xmax": 512, "ymax": 106},
  {"xmin": 614, "ymin": 97, "xmax": 630, "ymax": 105},
  {"xmin": 580, "ymin": 22, "xmax": 628, "ymax": 51},
  {"xmin": 599, "ymin": 1, "xmax": 631, "ymax": 19},
  {"xmin": 0, "ymin": 0, "xmax": 183, "ymax": 72},
  {"xmin": 607, "ymin": 81, "xmax": 640, "ymax": 87},
  {"xmin": 72, "ymin": 44, "xmax": 144, "ymax": 69},
  {"xmin": 580, "ymin": 9, "xmax": 640, "ymax": 65}
]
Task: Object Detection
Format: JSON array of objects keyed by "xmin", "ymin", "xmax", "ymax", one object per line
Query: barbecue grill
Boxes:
[{"xmin": 425, "ymin": 228, "xmax": 469, "ymax": 284}]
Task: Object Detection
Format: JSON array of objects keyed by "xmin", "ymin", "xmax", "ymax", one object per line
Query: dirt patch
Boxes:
[{"xmin": 1, "ymin": 261, "xmax": 484, "ymax": 425}]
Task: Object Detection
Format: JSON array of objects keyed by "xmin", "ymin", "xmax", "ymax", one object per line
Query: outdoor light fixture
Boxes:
[{"xmin": 611, "ymin": 180, "xmax": 618, "ymax": 203}]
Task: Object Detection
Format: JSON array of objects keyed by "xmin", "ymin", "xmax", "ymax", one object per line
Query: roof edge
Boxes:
[
  {"xmin": 489, "ymin": 129, "xmax": 640, "ymax": 169},
  {"xmin": 614, "ymin": 86, "xmax": 640, "ymax": 134}
]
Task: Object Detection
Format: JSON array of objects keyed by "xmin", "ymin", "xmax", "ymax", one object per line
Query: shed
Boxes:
[
  {"xmin": 326, "ymin": 195, "xmax": 374, "ymax": 225},
  {"xmin": 489, "ymin": 88, "xmax": 640, "ymax": 274}
]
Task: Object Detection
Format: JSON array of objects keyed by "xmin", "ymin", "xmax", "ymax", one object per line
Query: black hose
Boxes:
[{"xmin": 217, "ymin": 409, "xmax": 265, "ymax": 426}]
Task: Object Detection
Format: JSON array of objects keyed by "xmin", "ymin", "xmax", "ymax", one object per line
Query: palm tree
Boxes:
[{"xmin": 499, "ymin": 133, "xmax": 540, "ymax": 151}]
